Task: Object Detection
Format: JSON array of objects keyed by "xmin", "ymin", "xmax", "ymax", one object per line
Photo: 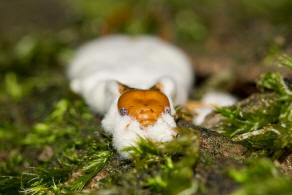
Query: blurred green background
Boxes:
[{"xmin": 1, "ymin": 0, "xmax": 292, "ymax": 96}]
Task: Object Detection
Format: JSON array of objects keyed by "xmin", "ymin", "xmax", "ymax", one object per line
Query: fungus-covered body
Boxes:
[
  {"xmin": 103, "ymin": 95, "xmax": 177, "ymax": 158},
  {"xmin": 118, "ymin": 90, "xmax": 171, "ymax": 128},
  {"xmin": 68, "ymin": 35, "xmax": 193, "ymax": 158}
]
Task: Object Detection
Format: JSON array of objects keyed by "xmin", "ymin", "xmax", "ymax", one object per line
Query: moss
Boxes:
[
  {"xmin": 125, "ymin": 128, "xmax": 200, "ymax": 194},
  {"xmin": 0, "ymin": 94, "xmax": 201, "ymax": 194},
  {"xmin": 229, "ymin": 158, "xmax": 292, "ymax": 195},
  {"xmin": 178, "ymin": 120, "xmax": 247, "ymax": 194},
  {"xmin": 216, "ymin": 56, "xmax": 292, "ymax": 157}
]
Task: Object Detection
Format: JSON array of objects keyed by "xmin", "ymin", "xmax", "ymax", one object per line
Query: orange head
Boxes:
[{"xmin": 117, "ymin": 89, "xmax": 171, "ymax": 128}]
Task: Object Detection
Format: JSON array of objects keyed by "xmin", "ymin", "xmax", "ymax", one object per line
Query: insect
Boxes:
[{"xmin": 67, "ymin": 35, "xmax": 194, "ymax": 158}]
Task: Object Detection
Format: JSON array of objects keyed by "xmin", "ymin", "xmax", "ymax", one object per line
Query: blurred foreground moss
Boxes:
[
  {"xmin": 217, "ymin": 55, "xmax": 292, "ymax": 157},
  {"xmin": 229, "ymin": 158, "xmax": 292, "ymax": 195},
  {"xmin": 124, "ymin": 128, "xmax": 200, "ymax": 194}
]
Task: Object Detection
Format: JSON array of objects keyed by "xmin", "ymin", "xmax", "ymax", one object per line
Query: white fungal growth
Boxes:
[
  {"xmin": 102, "ymin": 98, "xmax": 177, "ymax": 158},
  {"xmin": 67, "ymin": 35, "xmax": 193, "ymax": 158},
  {"xmin": 193, "ymin": 91, "xmax": 237, "ymax": 125},
  {"xmin": 68, "ymin": 35, "xmax": 194, "ymax": 114}
]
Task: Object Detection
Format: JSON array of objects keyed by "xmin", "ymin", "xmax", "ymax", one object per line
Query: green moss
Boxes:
[
  {"xmin": 0, "ymin": 83, "xmax": 200, "ymax": 194},
  {"xmin": 0, "ymin": 95, "xmax": 112, "ymax": 194},
  {"xmin": 124, "ymin": 128, "xmax": 200, "ymax": 194},
  {"xmin": 217, "ymin": 55, "xmax": 292, "ymax": 155},
  {"xmin": 229, "ymin": 158, "xmax": 292, "ymax": 195}
]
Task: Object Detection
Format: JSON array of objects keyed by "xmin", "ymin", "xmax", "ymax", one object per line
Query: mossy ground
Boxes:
[{"xmin": 1, "ymin": 0, "xmax": 292, "ymax": 194}]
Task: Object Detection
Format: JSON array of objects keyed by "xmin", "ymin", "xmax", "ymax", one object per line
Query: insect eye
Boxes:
[
  {"xmin": 119, "ymin": 108, "xmax": 128, "ymax": 116},
  {"xmin": 164, "ymin": 106, "xmax": 171, "ymax": 114}
]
